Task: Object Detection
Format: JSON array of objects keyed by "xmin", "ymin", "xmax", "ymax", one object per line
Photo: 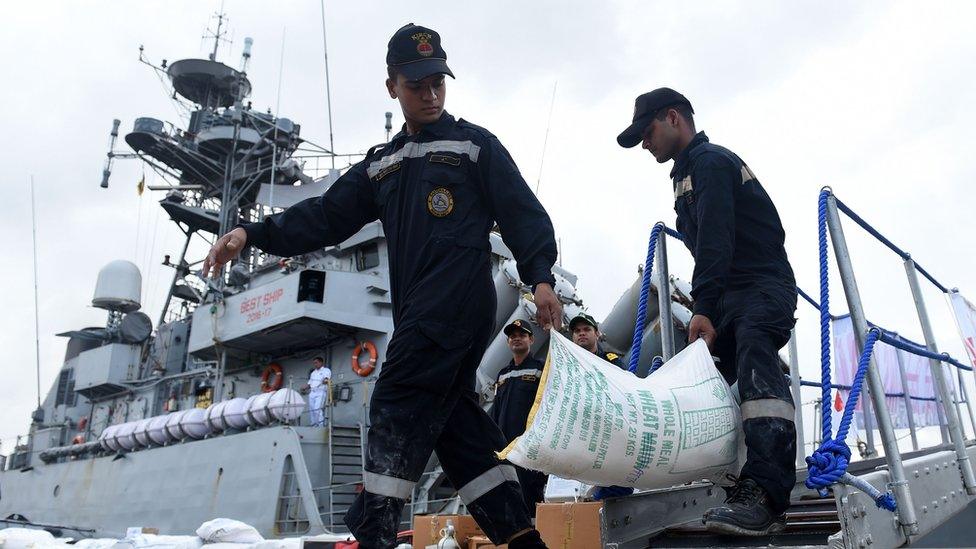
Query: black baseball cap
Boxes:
[
  {"xmin": 503, "ymin": 319, "xmax": 533, "ymax": 337},
  {"xmin": 616, "ymin": 88, "xmax": 694, "ymax": 148},
  {"xmin": 386, "ymin": 23, "xmax": 454, "ymax": 82},
  {"xmin": 569, "ymin": 312, "xmax": 598, "ymax": 330}
]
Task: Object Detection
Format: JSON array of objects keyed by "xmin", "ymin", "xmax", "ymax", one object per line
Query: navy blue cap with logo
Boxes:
[
  {"xmin": 503, "ymin": 319, "xmax": 533, "ymax": 337},
  {"xmin": 387, "ymin": 23, "xmax": 455, "ymax": 81},
  {"xmin": 616, "ymin": 87, "xmax": 694, "ymax": 148},
  {"xmin": 569, "ymin": 312, "xmax": 599, "ymax": 330}
]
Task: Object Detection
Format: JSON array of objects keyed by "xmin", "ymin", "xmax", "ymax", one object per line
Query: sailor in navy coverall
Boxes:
[
  {"xmin": 618, "ymin": 88, "xmax": 798, "ymax": 536},
  {"xmin": 204, "ymin": 24, "xmax": 559, "ymax": 549},
  {"xmin": 490, "ymin": 319, "xmax": 548, "ymax": 516}
]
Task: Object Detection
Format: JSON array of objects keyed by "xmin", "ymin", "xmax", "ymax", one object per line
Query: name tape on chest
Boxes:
[{"xmin": 367, "ymin": 140, "xmax": 481, "ymax": 179}]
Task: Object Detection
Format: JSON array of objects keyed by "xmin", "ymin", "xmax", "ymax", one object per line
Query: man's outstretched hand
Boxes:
[
  {"xmin": 534, "ymin": 283, "xmax": 563, "ymax": 331},
  {"xmin": 688, "ymin": 314, "xmax": 717, "ymax": 350},
  {"xmin": 202, "ymin": 227, "xmax": 248, "ymax": 278}
]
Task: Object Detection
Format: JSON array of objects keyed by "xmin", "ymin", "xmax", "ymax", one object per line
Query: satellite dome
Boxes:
[{"xmin": 92, "ymin": 260, "xmax": 142, "ymax": 312}]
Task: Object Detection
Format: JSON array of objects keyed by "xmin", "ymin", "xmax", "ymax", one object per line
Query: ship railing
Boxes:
[{"xmin": 625, "ymin": 191, "xmax": 976, "ymax": 546}]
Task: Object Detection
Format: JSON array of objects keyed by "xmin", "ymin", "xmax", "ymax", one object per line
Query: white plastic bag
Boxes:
[
  {"xmin": 501, "ymin": 333, "xmax": 743, "ymax": 490},
  {"xmin": 195, "ymin": 519, "xmax": 263, "ymax": 544},
  {"xmin": 0, "ymin": 528, "xmax": 67, "ymax": 549}
]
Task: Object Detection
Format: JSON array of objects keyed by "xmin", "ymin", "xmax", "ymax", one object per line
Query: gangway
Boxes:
[{"xmin": 601, "ymin": 190, "xmax": 976, "ymax": 548}]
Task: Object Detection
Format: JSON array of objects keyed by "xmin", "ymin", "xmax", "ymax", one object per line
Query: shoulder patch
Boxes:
[
  {"xmin": 740, "ymin": 164, "xmax": 757, "ymax": 184},
  {"xmin": 674, "ymin": 175, "xmax": 693, "ymax": 199},
  {"xmin": 606, "ymin": 352, "xmax": 619, "ymax": 361}
]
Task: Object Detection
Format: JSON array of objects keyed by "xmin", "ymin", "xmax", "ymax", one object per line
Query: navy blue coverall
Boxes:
[
  {"xmin": 671, "ymin": 132, "xmax": 798, "ymax": 513},
  {"xmin": 490, "ymin": 355, "xmax": 547, "ymax": 516},
  {"xmin": 242, "ymin": 112, "xmax": 557, "ymax": 547}
]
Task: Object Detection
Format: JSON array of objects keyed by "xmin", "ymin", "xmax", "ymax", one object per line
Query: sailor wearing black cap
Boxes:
[
  {"xmin": 489, "ymin": 319, "xmax": 547, "ymax": 517},
  {"xmin": 568, "ymin": 313, "xmax": 624, "ymax": 368},
  {"xmin": 618, "ymin": 89, "xmax": 798, "ymax": 536},
  {"xmin": 203, "ymin": 23, "xmax": 557, "ymax": 549}
]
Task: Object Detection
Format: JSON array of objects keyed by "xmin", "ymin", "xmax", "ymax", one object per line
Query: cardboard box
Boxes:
[
  {"xmin": 125, "ymin": 527, "xmax": 159, "ymax": 537},
  {"xmin": 413, "ymin": 514, "xmax": 485, "ymax": 548},
  {"xmin": 535, "ymin": 501, "xmax": 603, "ymax": 549},
  {"xmin": 467, "ymin": 535, "xmax": 507, "ymax": 549}
]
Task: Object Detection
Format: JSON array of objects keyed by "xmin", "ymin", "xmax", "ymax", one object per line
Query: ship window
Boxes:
[
  {"xmin": 55, "ymin": 369, "xmax": 76, "ymax": 407},
  {"xmin": 356, "ymin": 243, "xmax": 380, "ymax": 271},
  {"xmin": 298, "ymin": 270, "xmax": 325, "ymax": 303}
]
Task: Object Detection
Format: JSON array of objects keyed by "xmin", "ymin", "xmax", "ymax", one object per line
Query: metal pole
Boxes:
[
  {"xmin": 959, "ymin": 367, "xmax": 976, "ymax": 438},
  {"xmin": 157, "ymin": 231, "xmax": 193, "ymax": 327},
  {"xmin": 904, "ymin": 257, "xmax": 976, "ymax": 493},
  {"xmin": 656, "ymin": 232, "xmax": 675, "ymax": 360},
  {"xmin": 825, "ymin": 196, "xmax": 919, "ymax": 534},
  {"xmin": 935, "ymin": 388, "xmax": 950, "ymax": 444},
  {"xmin": 894, "ymin": 349, "xmax": 920, "ymax": 451},
  {"xmin": 30, "ymin": 178, "xmax": 42, "ymax": 410},
  {"xmin": 215, "ymin": 349, "xmax": 227, "ymax": 401},
  {"xmin": 860, "ymin": 379, "xmax": 878, "ymax": 457},
  {"xmin": 787, "ymin": 329, "xmax": 806, "ymax": 468}
]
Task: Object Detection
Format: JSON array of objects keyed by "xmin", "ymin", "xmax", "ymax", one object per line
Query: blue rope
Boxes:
[
  {"xmin": 649, "ymin": 356, "xmax": 664, "ymax": 375},
  {"xmin": 834, "ymin": 198, "xmax": 950, "ymax": 293},
  {"xmin": 878, "ymin": 330, "xmax": 973, "ymax": 372},
  {"xmin": 818, "ymin": 190, "xmax": 833, "ymax": 442},
  {"xmin": 805, "ymin": 189, "xmax": 895, "ymax": 512},
  {"xmin": 628, "ymin": 223, "xmax": 665, "ymax": 374},
  {"xmin": 798, "ymin": 379, "xmax": 946, "ymax": 402}
]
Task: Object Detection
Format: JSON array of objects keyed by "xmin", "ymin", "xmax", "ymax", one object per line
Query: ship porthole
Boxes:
[{"xmin": 53, "ymin": 485, "xmax": 60, "ymax": 497}]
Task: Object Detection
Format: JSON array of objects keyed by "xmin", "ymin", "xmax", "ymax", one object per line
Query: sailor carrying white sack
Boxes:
[{"xmin": 301, "ymin": 356, "xmax": 331, "ymax": 426}]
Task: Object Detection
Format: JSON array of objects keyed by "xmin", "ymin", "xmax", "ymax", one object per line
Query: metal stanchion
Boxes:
[
  {"xmin": 894, "ymin": 349, "xmax": 920, "ymax": 451},
  {"xmin": 959, "ymin": 368, "xmax": 976, "ymax": 438},
  {"xmin": 787, "ymin": 329, "xmax": 807, "ymax": 468},
  {"xmin": 904, "ymin": 257, "xmax": 976, "ymax": 494},
  {"xmin": 656, "ymin": 233, "xmax": 675, "ymax": 361},
  {"xmin": 826, "ymin": 195, "xmax": 919, "ymax": 534}
]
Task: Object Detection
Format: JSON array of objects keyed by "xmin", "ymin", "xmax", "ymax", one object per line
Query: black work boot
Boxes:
[
  {"xmin": 702, "ymin": 477, "xmax": 786, "ymax": 536},
  {"xmin": 508, "ymin": 529, "xmax": 548, "ymax": 548}
]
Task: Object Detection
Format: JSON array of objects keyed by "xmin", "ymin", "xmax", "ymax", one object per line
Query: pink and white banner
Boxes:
[
  {"xmin": 832, "ymin": 317, "xmax": 942, "ymax": 429},
  {"xmin": 949, "ymin": 291, "xmax": 976, "ymax": 368}
]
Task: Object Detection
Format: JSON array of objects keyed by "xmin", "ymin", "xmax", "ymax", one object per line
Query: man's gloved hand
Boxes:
[{"xmin": 592, "ymin": 485, "xmax": 634, "ymax": 500}]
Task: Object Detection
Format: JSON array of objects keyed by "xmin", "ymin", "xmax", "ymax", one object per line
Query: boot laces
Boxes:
[{"xmin": 727, "ymin": 479, "xmax": 764, "ymax": 506}]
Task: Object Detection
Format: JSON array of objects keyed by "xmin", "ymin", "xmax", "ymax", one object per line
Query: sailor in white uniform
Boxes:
[{"xmin": 303, "ymin": 356, "xmax": 331, "ymax": 426}]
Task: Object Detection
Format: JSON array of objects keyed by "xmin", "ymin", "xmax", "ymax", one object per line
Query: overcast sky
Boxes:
[{"xmin": 2, "ymin": 1, "xmax": 975, "ymax": 454}]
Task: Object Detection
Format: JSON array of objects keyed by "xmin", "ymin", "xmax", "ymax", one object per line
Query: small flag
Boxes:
[{"xmin": 137, "ymin": 175, "xmax": 145, "ymax": 196}]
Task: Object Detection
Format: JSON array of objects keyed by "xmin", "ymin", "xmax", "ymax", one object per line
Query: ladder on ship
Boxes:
[
  {"xmin": 322, "ymin": 423, "xmax": 366, "ymax": 533},
  {"xmin": 607, "ymin": 190, "xmax": 976, "ymax": 548}
]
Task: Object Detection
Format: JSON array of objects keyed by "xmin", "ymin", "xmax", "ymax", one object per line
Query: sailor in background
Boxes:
[
  {"xmin": 569, "ymin": 313, "xmax": 624, "ymax": 368},
  {"xmin": 490, "ymin": 319, "xmax": 547, "ymax": 517},
  {"xmin": 618, "ymin": 88, "xmax": 798, "ymax": 536},
  {"xmin": 569, "ymin": 312, "xmax": 633, "ymax": 500},
  {"xmin": 301, "ymin": 356, "xmax": 331, "ymax": 427},
  {"xmin": 203, "ymin": 23, "xmax": 559, "ymax": 549}
]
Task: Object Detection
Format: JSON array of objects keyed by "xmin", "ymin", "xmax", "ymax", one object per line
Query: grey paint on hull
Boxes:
[{"xmin": 0, "ymin": 426, "xmax": 330, "ymax": 539}]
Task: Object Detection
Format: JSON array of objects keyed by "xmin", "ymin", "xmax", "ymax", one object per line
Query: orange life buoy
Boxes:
[
  {"xmin": 351, "ymin": 341, "xmax": 378, "ymax": 377},
  {"xmin": 71, "ymin": 434, "xmax": 85, "ymax": 445},
  {"xmin": 260, "ymin": 363, "xmax": 284, "ymax": 393}
]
